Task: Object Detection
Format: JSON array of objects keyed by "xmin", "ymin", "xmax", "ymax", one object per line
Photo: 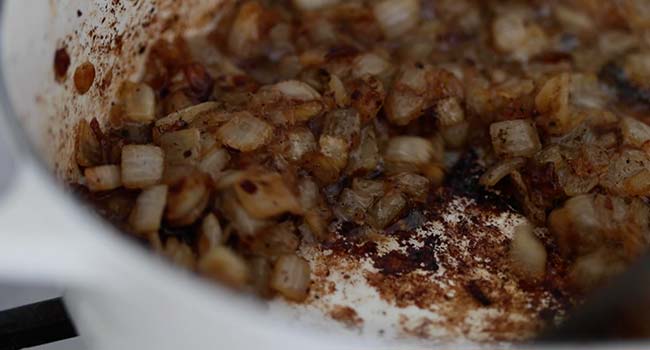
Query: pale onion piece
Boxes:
[
  {"xmin": 329, "ymin": 74, "xmax": 349, "ymax": 107},
  {"xmin": 220, "ymin": 193, "xmax": 272, "ymax": 236},
  {"xmin": 392, "ymin": 173, "xmax": 430, "ymax": 202},
  {"xmin": 84, "ymin": 165, "xmax": 122, "ymax": 192},
  {"xmin": 353, "ymin": 53, "xmax": 392, "ymax": 78},
  {"xmin": 367, "ymin": 190, "xmax": 407, "ymax": 229},
  {"xmin": 436, "ymin": 97, "xmax": 465, "ymax": 127},
  {"xmin": 165, "ymin": 174, "xmax": 210, "ymax": 227},
  {"xmin": 216, "ymin": 113, "xmax": 273, "ymax": 152},
  {"xmin": 121, "ymin": 145, "xmax": 164, "ymax": 189},
  {"xmin": 601, "ymin": 149, "xmax": 650, "ymax": 194},
  {"xmin": 199, "ymin": 246, "xmax": 250, "ymax": 289},
  {"xmin": 322, "ymin": 108, "xmax": 361, "ymax": 141},
  {"xmin": 618, "ymin": 0, "xmax": 650, "ymax": 30},
  {"xmin": 373, "ymin": 0, "xmax": 420, "ymax": 39},
  {"xmin": 234, "ymin": 171, "xmax": 303, "ymax": 219},
  {"xmin": 384, "ymin": 136, "xmax": 435, "ymax": 174},
  {"xmin": 304, "ymin": 206, "xmax": 331, "ymax": 241},
  {"xmin": 283, "ymin": 127, "xmax": 317, "ymax": 162},
  {"xmin": 158, "ymin": 128, "xmax": 201, "ymax": 166},
  {"xmin": 492, "ymin": 11, "xmax": 548, "ymax": 62},
  {"xmin": 569, "ymin": 249, "xmax": 626, "ymax": 291},
  {"xmin": 623, "ymin": 169, "xmax": 650, "ymax": 196},
  {"xmin": 250, "ymin": 256, "xmax": 272, "ymax": 297},
  {"xmin": 252, "ymin": 221, "xmax": 300, "ymax": 258},
  {"xmin": 75, "ymin": 119, "xmax": 102, "ymax": 167},
  {"xmin": 120, "ymin": 82, "xmax": 156, "ymax": 123},
  {"xmin": 553, "ymin": 5, "xmax": 594, "ymax": 33},
  {"xmin": 129, "ymin": 185, "xmax": 168, "ymax": 235},
  {"xmin": 228, "ymin": 1, "xmax": 263, "ymax": 59},
  {"xmin": 346, "ymin": 126, "xmax": 380, "ymax": 175},
  {"xmin": 270, "ymin": 254, "xmax": 311, "ymax": 301},
  {"xmin": 441, "ymin": 121, "xmax": 469, "ymax": 149},
  {"xmin": 298, "ymin": 177, "xmax": 320, "ymax": 209},
  {"xmin": 155, "ymin": 102, "xmax": 223, "ymax": 135},
  {"xmin": 215, "ymin": 170, "xmax": 246, "ymax": 191},
  {"xmin": 535, "ymin": 73, "xmax": 580, "ymax": 135},
  {"xmin": 292, "ymin": 0, "xmax": 339, "ymax": 11},
  {"xmin": 489, "ymin": 119, "xmax": 541, "ymax": 158},
  {"xmin": 548, "ymin": 194, "xmax": 600, "ymax": 256},
  {"xmin": 199, "ymin": 147, "xmax": 231, "ymax": 181},
  {"xmin": 164, "ymin": 238, "xmax": 196, "ymax": 270},
  {"xmin": 598, "ymin": 31, "xmax": 639, "ymax": 56},
  {"xmin": 385, "ymin": 67, "xmax": 429, "ymax": 126},
  {"xmin": 198, "ymin": 213, "xmax": 223, "ymax": 256},
  {"xmin": 480, "ymin": 157, "xmax": 527, "ymax": 187},
  {"xmin": 510, "ymin": 223, "xmax": 547, "ymax": 280},
  {"xmin": 621, "ymin": 117, "xmax": 650, "ymax": 148},
  {"xmin": 319, "ymin": 135, "xmax": 349, "ymax": 170},
  {"xmin": 556, "ymin": 163, "xmax": 599, "ymax": 196},
  {"xmin": 271, "ymin": 80, "xmax": 322, "ymax": 101}
]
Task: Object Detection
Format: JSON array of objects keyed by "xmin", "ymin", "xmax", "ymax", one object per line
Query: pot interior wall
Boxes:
[{"xmin": 1, "ymin": 0, "xmax": 228, "ymax": 182}]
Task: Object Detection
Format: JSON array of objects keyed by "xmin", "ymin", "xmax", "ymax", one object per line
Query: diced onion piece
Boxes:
[
  {"xmin": 441, "ymin": 121, "xmax": 469, "ymax": 149},
  {"xmin": 421, "ymin": 163, "xmax": 445, "ymax": 187},
  {"xmin": 216, "ymin": 113, "xmax": 273, "ymax": 152},
  {"xmin": 250, "ymin": 256, "xmax": 272, "ymax": 297},
  {"xmin": 601, "ymin": 149, "xmax": 650, "ymax": 195},
  {"xmin": 166, "ymin": 174, "xmax": 210, "ymax": 227},
  {"xmin": 384, "ymin": 136, "xmax": 435, "ymax": 174},
  {"xmin": 75, "ymin": 119, "xmax": 103, "ymax": 167},
  {"xmin": 234, "ymin": 171, "xmax": 303, "ymax": 219},
  {"xmin": 121, "ymin": 82, "xmax": 156, "ymax": 123},
  {"xmin": 163, "ymin": 238, "xmax": 196, "ymax": 270},
  {"xmin": 353, "ymin": 53, "xmax": 392, "ymax": 78},
  {"xmin": 228, "ymin": 1, "xmax": 264, "ymax": 59},
  {"xmin": 623, "ymin": 169, "xmax": 650, "ymax": 196},
  {"xmin": 392, "ymin": 173, "xmax": 430, "ymax": 202},
  {"xmin": 199, "ymin": 246, "xmax": 250, "ymax": 289},
  {"xmin": 252, "ymin": 221, "xmax": 300, "ymax": 258},
  {"xmin": 198, "ymin": 213, "xmax": 223, "ymax": 256},
  {"xmin": 292, "ymin": 0, "xmax": 339, "ymax": 11},
  {"xmin": 304, "ymin": 206, "xmax": 331, "ymax": 241},
  {"xmin": 621, "ymin": 117, "xmax": 650, "ymax": 148},
  {"xmin": 367, "ymin": 190, "xmax": 407, "ymax": 229},
  {"xmin": 492, "ymin": 10, "xmax": 549, "ymax": 62},
  {"xmin": 349, "ymin": 76, "xmax": 386, "ymax": 122},
  {"xmin": 329, "ymin": 74, "xmax": 349, "ymax": 107},
  {"xmin": 510, "ymin": 223, "xmax": 547, "ymax": 280},
  {"xmin": 298, "ymin": 177, "xmax": 320, "ymax": 209},
  {"xmin": 347, "ymin": 126, "xmax": 380, "ymax": 175},
  {"xmin": 199, "ymin": 147, "xmax": 231, "ymax": 181},
  {"xmin": 302, "ymin": 152, "xmax": 341, "ymax": 184},
  {"xmin": 489, "ymin": 119, "xmax": 541, "ymax": 158},
  {"xmin": 270, "ymin": 254, "xmax": 311, "ymax": 301},
  {"xmin": 158, "ymin": 128, "xmax": 201, "ymax": 166},
  {"xmin": 436, "ymin": 97, "xmax": 465, "ymax": 127},
  {"xmin": 84, "ymin": 165, "xmax": 122, "ymax": 192},
  {"xmin": 480, "ymin": 157, "xmax": 527, "ymax": 187},
  {"xmin": 373, "ymin": 0, "xmax": 420, "ymax": 39},
  {"xmin": 282, "ymin": 127, "xmax": 317, "ymax": 162},
  {"xmin": 271, "ymin": 80, "xmax": 322, "ymax": 101},
  {"xmin": 548, "ymin": 194, "xmax": 599, "ymax": 256},
  {"xmin": 338, "ymin": 188, "xmax": 374, "ymax": 223},
  {"xmin": 121, "ymin": 145, "xmax": 164, "ymax": 189},
  {"xmin": 155, "ymin": 102, "xmax": 223, "ymax": 136},
  {"xmin": 569, "ymin": 249, "xmax": 626, "ymax": 290},
  {"xmin": 129, "ymin": 185, "xmax": 168, "ymax": 235},
  {"xmin": 221, "ymin": 192, "xmax": 272, "ymax": 236}
]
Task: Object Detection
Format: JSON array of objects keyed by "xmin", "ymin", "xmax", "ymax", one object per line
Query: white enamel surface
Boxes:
[{"xmin": 0, "ymin": 1, "xmax": 566, "ymax": 349}]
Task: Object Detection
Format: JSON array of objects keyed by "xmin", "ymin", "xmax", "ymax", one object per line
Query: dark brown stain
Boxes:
[{"xmin": 54, "ymin": 47, "xmax": 71, "ymax": 81}]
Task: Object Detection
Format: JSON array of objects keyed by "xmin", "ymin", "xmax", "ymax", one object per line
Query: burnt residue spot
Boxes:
[
  {"xmin": 73, "ymin": 61, "xmax": 96, "ymax": 94},
  {"xmin": 240, "ymin": 180, "xmax": 258, "ymax": 194},
  {"xmin": 444, "ymin": 151, "xmax": 517, "ymax": 213},
  {"xmin": 373, "ymin": 232, "xmax": 439, "ymax": 276},
  {"xmin": 54, "ymin": 47, "xmax": 71, "ymax": 81},
  {"xmin": 183, "ymin": 150, "xmax": 193, "ymax": 158},
  {"xmin": 325, "ymin": 45, "xmax": 359, "ymax": 60},
  {"xmin": 465, "ymin": 280, "xmax": 492, "ymax": 306},
  {"xmin": 77, "ymin": 10, "xmax": 83, "ymax": 17}
]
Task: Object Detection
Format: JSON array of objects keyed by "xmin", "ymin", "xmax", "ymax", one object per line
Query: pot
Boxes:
[{"xmin": 0, "ymin": 1, "xmax": 605, "ymax": 349}]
